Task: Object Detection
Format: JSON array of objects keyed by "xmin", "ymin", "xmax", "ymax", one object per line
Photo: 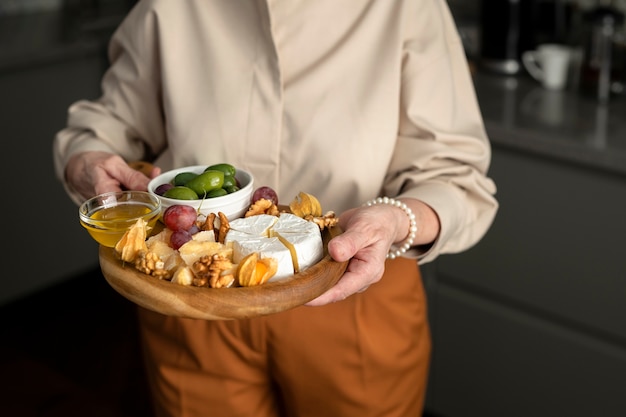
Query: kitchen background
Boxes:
[{"xmin": 0, "ymin": 1, "xmax": 625, "ymax": 417}]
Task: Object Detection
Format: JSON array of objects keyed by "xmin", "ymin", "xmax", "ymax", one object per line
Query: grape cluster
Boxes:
[
  {"xmin": 162, "ymin": 205, "xmax": 199, "ymax": 249},
  {"xmin": 160, "ymin": 184, "xmax": 280, "ymax": 250}
]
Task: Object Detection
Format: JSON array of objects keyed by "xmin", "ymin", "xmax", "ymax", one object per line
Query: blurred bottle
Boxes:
[
  {"xmin": 532, "ymin": 0, "xmax": 576, "ymax": 45},
  {"xmin": 479, "ymin": 0, "xmax": 580, "ymax": 76},
  {"xmin": 578, "ymin": 0, "xmax": 625, "ymax": 103},
  {"xmin": 479, "ymin": 0, "xmax": 534, "ymax": 74}
]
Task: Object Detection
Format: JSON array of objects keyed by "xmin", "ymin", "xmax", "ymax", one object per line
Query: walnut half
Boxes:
[
  {"xmin": 245, "ymin": 198, "xmax": 280, "ymax": 217},
  {"xmin": 134, "ymin": 251, "xmax": 171, "ymax": 280},
  {"xmin": 191, "ymin": 254, "xmax": 235, "ymax": 288}
]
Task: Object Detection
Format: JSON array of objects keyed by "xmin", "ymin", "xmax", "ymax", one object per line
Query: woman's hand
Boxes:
[
  {"xmin": 306, "ymin": 198, "xmax": 439, "ymax": 306},
  {"xmin": 66, "ymin": 151, "xmax": 161, "ymax": 200}
]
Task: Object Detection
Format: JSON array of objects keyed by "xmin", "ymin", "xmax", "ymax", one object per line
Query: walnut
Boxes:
[
  {"xmin": 197, "ymin": 211, "xmax": 230, "ymax": 243},
  {"xmin": 217, "ymin": 212, "xmax": 230, "ymax": 244},
  {"xmin": 192, "ymin": 254, "xmax": 235, "ymax": 288},
  {"xmin": 134, "ymin": 251, "xmax": 171, "ymax": 279},
  {"xmin": 200, "ymin": 213, "xmax": 217, "ymax": 241},
  {"xmin": 201, "ymin": 213, "xmax": 216, "ymax": 231},
  {"xmin": 245, "ymin": 198, "xmax": 280, "ymax": 217},
  {"xmin": 306, "ymin": 211, "xmax": 339, "ymax": 231}
]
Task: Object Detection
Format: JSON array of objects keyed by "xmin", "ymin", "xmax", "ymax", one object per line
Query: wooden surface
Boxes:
[{"xmin": 99, "ymin": 226, "xmax": 348, "ymax": 320}]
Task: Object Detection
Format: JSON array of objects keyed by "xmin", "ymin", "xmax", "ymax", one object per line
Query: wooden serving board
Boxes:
[{"xmin": 99, "ymin": 225, "xmax": 348, "ymax": 320}]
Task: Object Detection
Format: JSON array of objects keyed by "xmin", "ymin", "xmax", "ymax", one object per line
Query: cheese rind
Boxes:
[
  {"xmin": 275, "ymin": 232, "xmax": 323, "ymax": 273},
  {"xmin": 271, "ymin": 213, "xmax": 321, "ymax": 236},
  {"xmin": 270, "ymin": 214, "xmax": 323, "ymax": 273},
  {"xmin": 225, "ymin": 213, "xmax": 323, "ymax": 281},
  {"xmin": 228, "ymin": 214, "xmax": 278, "ymax": 237},
  {"xmin": 232, "ymin": 237, "xmax": 294, "ymax": 280}
]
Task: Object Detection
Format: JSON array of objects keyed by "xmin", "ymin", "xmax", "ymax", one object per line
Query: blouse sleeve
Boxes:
[
  {"xmin": 385, "ymin": 0, "xmax": 498, "ymax": 264},
  {"xmin": 53, "ymin": 0, "xmax": 167, "ymax": 203}
]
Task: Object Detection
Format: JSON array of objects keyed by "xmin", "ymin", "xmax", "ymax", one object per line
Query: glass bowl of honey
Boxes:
[{"xmin": 79, "ymin": 190, "xmax": 162, "ymax": 247}]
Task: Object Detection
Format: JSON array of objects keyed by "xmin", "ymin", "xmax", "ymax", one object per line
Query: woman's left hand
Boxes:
[{"xmin": 306, "ymin": 198, "xmax": 438, "ymax": 306}]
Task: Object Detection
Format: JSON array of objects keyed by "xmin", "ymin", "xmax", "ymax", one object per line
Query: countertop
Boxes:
[{"xmin": 474, "ymin": 71, "xmax": 626, "ymax": 177}]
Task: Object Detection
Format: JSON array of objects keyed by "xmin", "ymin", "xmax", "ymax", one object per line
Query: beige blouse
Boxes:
[{"xmin": 53, "ymin": 0, "xmax": 498, "ymax": 263}]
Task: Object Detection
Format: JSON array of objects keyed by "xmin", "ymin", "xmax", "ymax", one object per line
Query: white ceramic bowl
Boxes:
[{"xmin": 148, "ymin": 165, "xmax": 254, "ymax": 220}]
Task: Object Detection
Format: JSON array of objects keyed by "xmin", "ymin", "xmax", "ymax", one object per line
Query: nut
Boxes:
[
  {"xmin": 306, "ymin": 211, "xmax": 339, "ymax": 230},
  {"xmin": 134, "ymin": 251, "xmax": 171, "ymax": 279},
  {"xmin": 192, "ymin": 253, "xmax": 235, "ymax": 288},
  {"xmin": 245, "ymin": 198, "xmax": 280, "ymax": 217},
  {"xmin": 200, "ymin": 213, "xmax": 217, "ymax": 241},
  {"xmin": 217, "ymin": 212, "xmax": 230, "ymax": 244}
]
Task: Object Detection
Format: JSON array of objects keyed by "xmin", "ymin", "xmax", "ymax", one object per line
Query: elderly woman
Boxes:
[{"xmin": 54, "ymin": 1, "xmax": 498, "ymax": 416}]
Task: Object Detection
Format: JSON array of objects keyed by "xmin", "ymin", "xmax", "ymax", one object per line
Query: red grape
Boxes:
[
  {"xmin": 170, "ymin": 229, "xmax": 192, "ymax": 249},
  {"xmin": 251, "ymin": 186, "xmax": 279, "ymax": 205},
  {"xmin": 188, "ymin": 224, "xmax": 200, "ymax": 235},
  {"xmin": 163, "ymin": 204, "xmax": 197, "ymax": 231},
  {"xmin": 154, "ymin": 183, "xmax": 174, "ymax": 196}
]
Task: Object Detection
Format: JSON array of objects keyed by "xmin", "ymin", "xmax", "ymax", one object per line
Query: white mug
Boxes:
[{"xmin": 522, "ymin": 44, "xmax": 571, "ymax": 90}]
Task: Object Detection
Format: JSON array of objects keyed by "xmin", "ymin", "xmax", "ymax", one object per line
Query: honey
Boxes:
[{"xmin": 81, "ymin": 202, "xmax": 160, "ymax": 247}]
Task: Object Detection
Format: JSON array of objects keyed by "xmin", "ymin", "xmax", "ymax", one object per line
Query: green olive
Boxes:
[
  {"xmin": 222, "ymin": 175, "xmax": 237, "ymax": 189},
  {"xmin": 224, "ymin": 185, "xmax": 240, "ymax": 194},
  {"xmin": 205, "ymin": 163, "xmax": 236, "ymax": 178},
  {"xmin": 163, "ymin": 186, "xmax": 199, "ymax": 200},
  {"xmin": 206, "ymin": 188, "xmax": 228, "ymax": 198},
  {"xmin": 173, "ymin": 171, "xmax": 198, "ymax": 186},
  {"xmin": 184, "ymin": 170, "xmax": 224, "ymax": 197}
]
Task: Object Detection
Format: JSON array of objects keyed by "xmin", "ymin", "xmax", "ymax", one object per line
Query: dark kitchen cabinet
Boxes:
[
  {"xmin": 424, "ymin": 114, "xmax": 626, "ymax": 417},
  {"xmin": 0, "ymin": 44, "xmax": 107, "ymax": 305}
]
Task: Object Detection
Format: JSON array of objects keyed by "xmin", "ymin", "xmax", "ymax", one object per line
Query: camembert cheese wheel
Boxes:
[{"xmin": 225, "ymin": 213, "xmax": 324, "ymax": 281}]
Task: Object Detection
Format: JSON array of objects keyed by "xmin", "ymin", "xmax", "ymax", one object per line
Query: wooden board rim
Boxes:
[{"xmin": 99, "ymin": 226, "xmax": 348, "ymax": 320}]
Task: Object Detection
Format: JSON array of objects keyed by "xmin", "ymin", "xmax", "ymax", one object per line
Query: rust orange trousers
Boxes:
[{"xmin": 137, "ymin": 257, "xmax": 431, "ymax": 417}]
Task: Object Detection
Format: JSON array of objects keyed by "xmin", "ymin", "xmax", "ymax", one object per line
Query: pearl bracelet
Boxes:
[{"xmin": 363, "ymin": 197, "xmax": 417, "ymax": 259}]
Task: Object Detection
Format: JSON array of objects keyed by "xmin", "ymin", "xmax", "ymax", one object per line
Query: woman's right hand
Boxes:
[{"xmin": 65, "ymin": 151, "xmax": 161, "ymax": 200}]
